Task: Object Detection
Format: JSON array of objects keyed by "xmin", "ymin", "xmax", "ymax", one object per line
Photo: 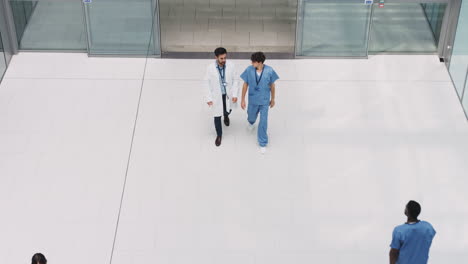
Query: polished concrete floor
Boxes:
[{"xmin": 0, "ymin": 53, "xmax": 467, "ymax": 264}]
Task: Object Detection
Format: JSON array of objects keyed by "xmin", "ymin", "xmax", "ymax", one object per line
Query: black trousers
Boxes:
[{"xmin": 214, "ymin": 94, "xmax": 229, "ymax": 137}]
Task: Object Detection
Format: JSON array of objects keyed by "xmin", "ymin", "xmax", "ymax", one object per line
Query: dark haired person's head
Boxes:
[
  {"xmin": 214, "ymin": 47, "xmax": 227, "ymax": 66},
  {"xmin": 32, "ymin": 253, "xmax": 47, "ymax": 264},
  {"xmin": 405, "ymin": 200, "xmax": 421, "ymax": 220},
  {"xmin": 250, "ymin": 52, "xmax": 266, "ymax": 69}
]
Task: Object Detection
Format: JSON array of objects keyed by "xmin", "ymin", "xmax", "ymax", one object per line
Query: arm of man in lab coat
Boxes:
[
  {"xmin": 204, "ymin": 67, "xmax": 213, "ymax": 106},
  {"xmin": 241, "ymin": 82, "xmax": 248, "ymax": 110},
  {"xmin": 231, "ymin": 64, "xmax": 239, "ymax": 103}
]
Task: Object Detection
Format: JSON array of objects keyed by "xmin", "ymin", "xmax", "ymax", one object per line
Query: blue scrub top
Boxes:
[
  {"xmin": 390, "ymin": 221, "xmax": 436, "ymax": 264},
  {"xmin": 240, "ymin": 65, "xmax": 279, "ymax": 106}
]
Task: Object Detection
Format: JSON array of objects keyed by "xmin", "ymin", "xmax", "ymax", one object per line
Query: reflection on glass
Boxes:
[
  {"xmin": 297, "ymin": 2, "xmax": 371, "ymax": 57},
  {"xmin": 0, "ymin": 30, "xmax": 6, "ymax": 81},
  {"xmin": 463, "ymin": 80, "xmax": 468, "ymax": 112},
  {"xmin": 369, "ymin": 3, "xmax": 446, "ymax": 53},
  {"xmin": 84, "ymin": 0, "xmax": 159, "ymax": 56},
  {"xmin": 422, "ymin": 3, "xmax": 447, "ymax": 44},
  {"xmin": 449, "ymin": 0, "xmax": 468, "ymax": 99},
  {"xmin": 9, "ymin": 0, "xmax": 86, "ymax": 50}
]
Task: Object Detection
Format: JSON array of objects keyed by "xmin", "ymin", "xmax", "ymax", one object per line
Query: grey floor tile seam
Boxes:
[
  {"xmin": 4, "ymin": 77, "xmax": 146, "ymax": 81},
  {"xmin": 141, "ymin": 78, "xmax": 454, "ymax": 83},
  {"xmin": 108, "ymin": 58, "xmax": 152, "ymax": 264}
]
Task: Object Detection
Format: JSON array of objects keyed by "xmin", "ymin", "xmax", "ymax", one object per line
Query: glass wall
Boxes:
[
  {"xmin": 296, "ymin": 0, "xmax": 372, "ymax": 57},
  {"xmin": 9, "ymin": 0, "xmax": 86, "ymax": 50},
  {"xmin": 83, "ymin": 0, "xmax": 159, "ymax": 56},
  {"xmin": 0, "ymin": 31, "xmax": 7, "ymax": 81},
  {"xmin": 296, "ymin": 0, "xmax": 449, "ymax": 57},
  {"xmin": 422, "ymin": 3, "xmax": 447, "ymax": 44},
  {"xmin": 369, "ymin": 3, "xmax": 447, "ymax": 53},
  {"xmin": 448, "ymin": 0, "xmax": 468, "ymax": 100}
]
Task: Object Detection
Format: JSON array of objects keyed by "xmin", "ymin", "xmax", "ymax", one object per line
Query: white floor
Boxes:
[{"xmin": 1, "ymin": 53, "xmax": 468, "ymax": 264}]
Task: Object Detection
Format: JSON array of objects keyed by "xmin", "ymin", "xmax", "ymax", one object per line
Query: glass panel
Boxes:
[
  {"xmin": 296, "ymin": 1, "xmax": 372, "ymax": 57},
  {"xmin": 449, "ymin": 0, "xmax": 468, "ymax": 99},
  {"xmin": 369, "ymin": 3, "xmax": 447, "ymax": 53},
  {"xmin": 0, "ymin": 30, "xmax": 6, "ymax": 81},
  {"xmin": 9, "ymin": 0, "xmax": 86, "ymax": 50},
  {"xmin": 421, "ymin": 3, "xmax": 446, "ymax": 44},
  {"xmin": 84, "ymin": 0, "xmax": 159, "ymax": 56},
  {"xmin": 463, "ymin": 79, "xmax": 468, "ymax": 112}
]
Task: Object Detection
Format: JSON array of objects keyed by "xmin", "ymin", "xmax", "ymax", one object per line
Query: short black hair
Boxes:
[
  {"xmin": 214, "ymin": 47, "xmax": 227, "ymax": 57},
  {"xmin": 251, "ymin": 52, "xmax": 266, "ymax": 63},
  {"xmin": 32, "ymin": 253, "xmax": 47, "ymax": 264},
  {"xmin": 406, "ymin": 200, "xmax": 421, "ymax": 219}
]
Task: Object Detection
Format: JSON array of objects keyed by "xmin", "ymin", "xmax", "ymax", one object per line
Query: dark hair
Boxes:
[
  {"xmin": 214, "ymin": 47, "xmax": 227, "ymax": 57},
  {"xmin": 406, "ymin": 200, "xmax": 421, "ymax": 219},
  {"xmin": 251, "ymin": 52, "xmax": 266, "ymax": 63},
  {"xmin": 32, "ymin": 253, "xmax": 47, "ymax": 264}
]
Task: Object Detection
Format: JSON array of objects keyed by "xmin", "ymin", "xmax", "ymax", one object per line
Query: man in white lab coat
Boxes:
[{"xmin": 204, "ymin": 47, "xmax": 239, "ymax": 146}]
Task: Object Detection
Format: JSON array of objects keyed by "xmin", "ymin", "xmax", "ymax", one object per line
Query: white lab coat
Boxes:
[{"xmin": 204, "ymin": 61, "xmax": 240, "ymax": 117}]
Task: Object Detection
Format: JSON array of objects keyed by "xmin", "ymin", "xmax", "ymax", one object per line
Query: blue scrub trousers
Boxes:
[{"xmin": 247, "ymin": 103, "xmax": 269, "ymax": 147}]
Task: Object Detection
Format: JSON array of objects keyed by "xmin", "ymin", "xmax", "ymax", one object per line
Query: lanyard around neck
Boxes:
[
  {"xmin": 217, "ymin": 63, "xmax": 225, "ymax": 81},
  {"xmin": 255, "ymin": 67, "xmax": 264, "ymax": 86}
]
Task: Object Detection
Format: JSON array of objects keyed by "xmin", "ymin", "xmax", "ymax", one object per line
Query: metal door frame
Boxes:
[{"xmin": 440, "ymin": 0, "xmax": 462, "ymax": 66}]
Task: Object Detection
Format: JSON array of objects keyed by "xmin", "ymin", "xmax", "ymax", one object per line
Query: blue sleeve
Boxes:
[
  {"xmin": 269, "ymin": 69, "xmax": 279, "ymax": 85},
  {"xmin": 240, "ymin": 68, "xmax": 249, "ymax": 83},
  {"xmin": 390, "ymin": 229, "xmax": 402, "ymax": 250}
]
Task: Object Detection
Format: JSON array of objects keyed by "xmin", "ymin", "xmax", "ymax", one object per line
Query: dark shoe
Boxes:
[
  {"xmin": 224, "ymin": 116, "xmax": 230, "ymax": 126},
  {"xmin": 215, "ymin": 136, "xmax": 222, "ymax": 146}
]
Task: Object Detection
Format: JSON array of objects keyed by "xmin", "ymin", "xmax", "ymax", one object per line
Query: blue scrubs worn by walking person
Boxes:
[
  {"xmin": 390, "ymin": 221, "xmax": 436, "ymax": 264},
  {"xmin": 389, "ymin": 201, "xmax": 436, "ymax": 264},
  {"xmin": 240, "ymin": 52, "xmax": 279, "ymax": 152}
]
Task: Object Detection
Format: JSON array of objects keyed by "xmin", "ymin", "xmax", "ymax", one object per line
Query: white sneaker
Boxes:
[
  {"xmin": 260, "ymin": 146, "xmax": 267, "ymax": 154},
  {"xmin": 247, "ymin": 122, "xmax": 255, "ymax": 132}
]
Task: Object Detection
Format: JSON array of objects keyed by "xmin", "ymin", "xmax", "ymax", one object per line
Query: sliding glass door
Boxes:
[
  {"xmin": 296, "ymin": 0, "xmax": 373, "ymax": 57},
  {"xmin": 296, "ymin": 0, "xmax": 451, "ymax": 58},
  {"xmin": 8, "ymin": 0, "xmax": 87, "ymax": 51},
  {"xmin": 83, "ymin": 0, "xmax": 160, "ymax": 56},
  {"xmin": 369, "ymin": 1, "xmax": 448, "ymax": 54}
]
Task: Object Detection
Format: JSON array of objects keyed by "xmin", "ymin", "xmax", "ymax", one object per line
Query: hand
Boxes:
[
  {"xmin": 232, "ymin": 97, "xmax": 238, "ymax": 103},
  {"xmin": 241, "ymin": 100, "xmax": 246, "ymax": 110},
  {"xmin": 207, "ymin": 101, "xmax": 213, "ymax": 106},
  {"xmin": 270, "ymin": 99, "xmax": 275, "ymax": 108}
]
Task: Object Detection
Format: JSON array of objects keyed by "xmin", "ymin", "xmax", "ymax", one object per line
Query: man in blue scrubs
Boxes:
[
  {"xmin": 389, "ymin": 200, "xmax": 436, "ymax": 264},
  {"xmin": 240, "ymin": 52, "xmax": 279, "ymax": 154}
]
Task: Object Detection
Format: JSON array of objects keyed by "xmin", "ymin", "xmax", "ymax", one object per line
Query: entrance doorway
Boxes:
[
  {"xmin": 158, "ymin": 0, "xmax": 297, "ymax": 58},
  {"xmin": 296, "ymin": 0, "xmax": 454, "ymax": 58}
]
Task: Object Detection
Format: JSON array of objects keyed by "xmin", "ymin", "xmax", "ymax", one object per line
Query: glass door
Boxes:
[
  {"xmin": 83, "ymin": 0, "xmax": 160, "ymax": 56},
  {"xmin": 368, "ymin": 0, "xmax": 449, "ymax": 54},
  {"xmin": 8, "ymin": 0, "xmax": 87, "ymax": 51},
  {"xmin": 296, "ymin": 0, "xmax": 373, "ymax": 57},
  {"xmin": 295, "ymin": 0, "xmax": 452, "ymax": 58}
]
